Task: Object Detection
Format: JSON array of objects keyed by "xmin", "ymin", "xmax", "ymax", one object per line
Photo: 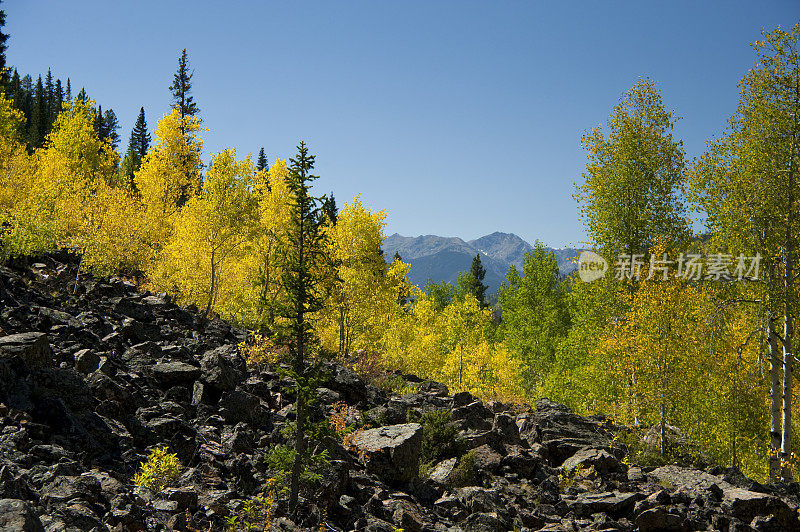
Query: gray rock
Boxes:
[
  {"xmin": 73, "ymin": 348, "xmax": 100, "ymax": 373},
  {"xmin": 0, "ymin": 498, "xmax": 44, "ymax": 532},
  {"xmin": 350, "ymin": 423, "xmax": 422, "ymax": 484},
  {"xmin": 428, "ymin": 458, "xmax": 457, "ymax": 484},
  {"xmin": 635, "ymin": 507, "xmax": 685, "ymax": 531},
  {"xmin": 722, "ymin": 488, "xmax": 796, "ymax": 530},
  {"xmin": 0, "ymin": 332, "xmax": 52, "ymax": 369},
  {"xmin": 561, "ymin": 447, "xmax": 623, "ymax": 475},
  {"xmin": 152, "ymin": 361, "xmax": 201, "ymax": 384},
  {"xmin": 568, "ymin": 491, "xmax": 640, "ymax": 517},
  {"xmin": 201, "ymin": 346, "xmax": 245, "ymax": 391}
]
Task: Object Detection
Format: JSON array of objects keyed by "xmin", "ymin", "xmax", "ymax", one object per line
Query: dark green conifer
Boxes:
[
  {"xmin": 0, "ymin": 1, "xmax": 9, "ymax": 88},
  {"xmin": 169, "ymin": 49, "xmax": 199, "ymax": 119},
  {"xmin": 256, "ymin": 147, "xmax": 268, "ymax": 171},
  {"xmin": 28, "ymin": 75, "xmax": 46, "ymax": 148}
]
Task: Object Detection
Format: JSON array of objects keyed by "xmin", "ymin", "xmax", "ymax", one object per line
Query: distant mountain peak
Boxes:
[{"xmin": 383, "ymin": 232, "xmax": 581, "ymax": 294}]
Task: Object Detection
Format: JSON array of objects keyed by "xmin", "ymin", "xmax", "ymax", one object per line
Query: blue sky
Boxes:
[{"xmin": 5, "ymin": 1, "xmax": 798, "ymax": 247}]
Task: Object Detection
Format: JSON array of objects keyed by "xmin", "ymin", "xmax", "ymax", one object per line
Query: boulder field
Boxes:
[{"xmin": 0, "ymin": 252, "xmax": 798, "ymax": 531}]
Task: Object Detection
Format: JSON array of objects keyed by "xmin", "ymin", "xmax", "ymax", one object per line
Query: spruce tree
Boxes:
[
  {"xmin": 256, "ymin": 147, "xmax": 268, "ymax": 171},
  {"xmin": 122, "ymin": 107, "xmax": 150, "ymax": 189},
  {"xmin": 103, "ymin": 108, "xmax": 120, "ymax": 150},
  {"xmin": 53, "ymin": 78, "xmax": 63, "ymax": 120},
  {"xmin": 76, "ymin": 87, "xmax": 87, "ymax": 102},
  {"xmin": 169, "ymin": 49, "xmax": 199, "ymax": 120},
  {"xmin": 28, "ymin": 75, "xmax": 46, "ymax": 148},
  {"xmin": 65, "ymin": 78, "xmax": 71, "ymax": 101},
  {"xmin": 321, "ymin": 193, "xmax": 338, "ymax": 225},
  {"xmin": 44, "ymin": 69, "xmax": 54, "ymax": 124},
  {"xmin": 0, "ymin": 1, "xmax": 8, "ymax": 88},
  {"xmin": 275, "ymin": 141, "xmax": 328, "ymax": 517},
  {"xmin": 468, "ymin": 253, "xmax": 488, "ymax": 308}
]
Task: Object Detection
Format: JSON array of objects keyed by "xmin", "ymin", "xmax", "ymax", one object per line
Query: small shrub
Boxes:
[
  {"xmin": 449, "ymin": 450, "xmax": 477, "ymax": 487},
  {"xmin": 264, "ymin": 444, "xmax": 330, "ymax": 496},
  {"xmin": 239, "ymin": 334, "xmax": 289, "ymax": 369},
  {"xmin": 132, "ymin": 446, "xmax": 181, "ymax": 492},
  {"xmin": 413, "ymin": 410, "xmax": 465, "ymax": 465},
  {"xmin": 558, "ymin": 463, "xmax": 598, "ymax": 490},
  {"xmin": 225, "ymin": 479, "xmax": 276, "ymax": 531}
]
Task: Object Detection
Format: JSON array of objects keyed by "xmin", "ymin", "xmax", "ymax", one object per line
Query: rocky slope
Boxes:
[{"xmin": 0, "ymin": 252, "xmax": 798, "ymax": 531}]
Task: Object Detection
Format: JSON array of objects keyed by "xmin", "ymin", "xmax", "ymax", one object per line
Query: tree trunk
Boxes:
[
  {"xmin": 204, "ymin": 249, "xmax": 216, "ymax": 318},
  {"xmin": 769, "ymin": 323, "xmax": 783, "ymax": 480},
  {"xmin": 781, "ymin": 148, "xmax": 795, "ymax": 482}
]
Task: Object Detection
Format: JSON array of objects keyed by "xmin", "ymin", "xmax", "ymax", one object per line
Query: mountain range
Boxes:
[{"xmin": 383, "ymin": 232, "xmax": 581, "ymax": 294}]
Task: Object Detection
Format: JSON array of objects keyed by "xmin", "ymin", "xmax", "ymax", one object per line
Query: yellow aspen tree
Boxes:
[
  {"xmin": 149, "ymin": 149, "xmax": 256, "ymax": 318},
  {"xmin": 134, "ymin": 109, "xmax": 203, "ymax": 255}
]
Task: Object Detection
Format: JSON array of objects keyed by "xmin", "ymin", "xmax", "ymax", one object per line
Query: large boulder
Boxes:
[
  {"xmin": 200, "ymin": 346, "xmax": 245, "ymax": 391},
  {"xmin": 349, "ymin": 423, "xmax": 422, "ymax": 484},
  {"xmin": 0, "ymin": 332, "xmax": 52, "ymax": 369}
]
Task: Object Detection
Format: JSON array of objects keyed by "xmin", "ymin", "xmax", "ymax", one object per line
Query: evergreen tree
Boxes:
[
  {"xmin": 44, "ymin": 69, "xmax": 54, "ymax": 124},
  {"xmin": 122, "ymin": 107, "xmax": 150, "ymax": 189},
  {"xmin": 65, "ymin": 78, "xmax": 71, "ymax": 101},
  {"xmin": 463, "ymin": 253, "xmax": 488, "ymax": 308},
  {"xmin": 28, "ymin": 75, "xmax": 46, "ymax": 148},
  {"xmin": 0, "ymin": 1, "xmax": 8, "ymax": 88},
  {"xmin": 76, "ymin": 87, "xmax": 87, "ymax": 102},
  {"xmin": 103, "ymin": 108, "xmax": 120, "ymax": 151},
  {"xmin": 256, "ymin": 147, "xmax": 268, "ymax": 171},
  {"xmin": 321, "ymin": 193, "xmax": 338, "ymax": 225},
  {"xmin": 169, "ymin": 49, "xmax": 199, "ymax": 120},
  {"xmin": 53, "ymin": 78, "xmax": 63, "ymax": 120},
  {"xmin": 274, "ymin": 141, "xmax": 328, "ymax": 517},
  {"xmin": 127, "ymin": 107, "xmax": 150, "ymax": 161}
]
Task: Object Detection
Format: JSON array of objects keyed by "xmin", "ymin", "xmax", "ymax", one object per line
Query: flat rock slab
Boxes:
[
  {"xmin": 648, "ymin": 465, "xmax": 734, "ymax": 493},
  {"xmin": 567, "ymin": 490, "xmax": 640, "ymax": 517},
  {"xmin": 152, "ymin": 361, "xmax": 201, "ymax": 384},
  {"xmin": 0, "ymin": 332, "xmax": 53, "ymax": 369},
  {"xmin": 350, "ymin": 423, "xmax": 422, "ymax": 484}
]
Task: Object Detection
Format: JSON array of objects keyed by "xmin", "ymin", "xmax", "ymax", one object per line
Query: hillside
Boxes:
[
  {"xmin": 384, "ymin": 232, "xmax": 581, "ymax": 293},
  {"xmin": 0, "ymin": 253, "xmax": 797, "ymax": 531}
]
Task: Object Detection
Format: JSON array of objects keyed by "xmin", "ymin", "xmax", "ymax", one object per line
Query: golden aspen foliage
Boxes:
[
  {"xmin": 318, "ymin": 196, "xmax": 412, "ymax": 356},
  {"xmin": 134, "ymin": 109, "xmax": 204, "ymax": 254},
  {"xmin": 384, "ymin": 292, "xmax": 525, "ymax": 402},
  {"xmin": 239, "ymin": 158, "xmax": 295, "ymax": 329},
  {"xmin": 148, "ymin": 149, "xmax": 257, "ymax": 318},
  {"xmin": 0, "ymin": 93, "xmax": 37, "ymax": 260},
  {"xmin": 2, "ymin": 99, "xmax": 118, "ymax": 258}
]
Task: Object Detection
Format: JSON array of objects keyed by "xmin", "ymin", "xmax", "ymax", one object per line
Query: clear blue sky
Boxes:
[{"xmin": 5, "ymin": 1, "xmax": 798, "ymax": 247}]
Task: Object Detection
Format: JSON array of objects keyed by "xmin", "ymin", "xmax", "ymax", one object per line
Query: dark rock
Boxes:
[
  {"xmin": 635, "ymin": 506, "xmax": 686, "ymax": 531},
  {"xmin": 219, "ymin": 390, "xmax": 266, "ymax": 426},
  {"xmin": 152, "ymin": 361, "xmax": 201, "ymax": 384},
  {"xmin": 349, "ymin": 423, "xmax": 422, "ymax": 484},
  {"xmin": 561, "ymin": 447, "xmax": 623, "ymax": 475},
  {"xmin": 200, "ymin": 346, "xmax": 245, "ymax": 391},
  {"xmin": 0, "ymin": 332, "xmax": 52, "ymax": 369},
  {"xmin": 0, "ymin": 498, "xmax": 44, "ymax": 532}
]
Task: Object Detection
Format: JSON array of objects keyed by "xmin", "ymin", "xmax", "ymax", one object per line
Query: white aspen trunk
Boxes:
[{"xmin": 769, "ymin": 324, "xmax": 783, "ymax": 480}]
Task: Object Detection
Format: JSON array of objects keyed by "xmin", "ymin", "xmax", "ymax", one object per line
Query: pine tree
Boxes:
[
  {"xmin": 0, "ymin": 1, "xmax": 8, "ymax": 88},
  {"xmin": 44, "ymin": 69, "xmax": 54, "ymax": 126},
  {"xmin": 275, "ymin": 141, "xmax": 328, "ymax": 517},
  {"xmin": 127, "ymin": 107, "xmax": 150, "ymax": 161},
  {"xmin": 103, "ymin": 109, "xmax": 120, "ymax": 151},
  {"xmin": 169, "ymin": 49, "xmax": 199, "ymax": 120},
  {"xmin": 256, "ymin": 147, "xmax": 268, "ymax": 171},
  {"xmin": 65, "ymin": 78, "xmax": 71, "ymax": 101},
  {"xmin": 321, "ymin": 193, "xmax": 338, "ymax": 225},
  {"xmin": 52, "ymin": 78, "xmax": 63, "ymax": 120},
  {"xmin": 466, "ymin": 253, "xmax": 488, "ymax": 308},
  {"xmin": 122, "ymin": 107, "xmax": 150, "ymax": 189},
  {"xmin": 28, "ymin": 75, "xmax": 46, "ymax": 148},
  {"xmin": 76, "ymin": 88, "xmax": 87, "ymax": 102}
]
